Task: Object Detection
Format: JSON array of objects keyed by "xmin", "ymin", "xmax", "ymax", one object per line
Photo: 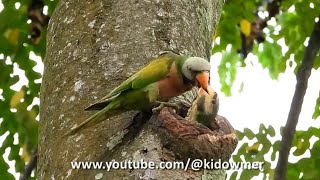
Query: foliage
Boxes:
[
  {"xmin": 214, "ymin": 0, "xmax": 320, "ymax": 179},
  {"xmin": 230, "ymin": 125, "xmax": 320, "ymax": 179},
  {"xmin": 213, "ymin": 0, "xmax": 320, "ymax": 95},
  {"xmin": 0, "ymin": 0, "xmax": 57, "ymax": 179},
  {"xmin": 313, "ymin": 93, "xmax": 320, "ymax": 119}
]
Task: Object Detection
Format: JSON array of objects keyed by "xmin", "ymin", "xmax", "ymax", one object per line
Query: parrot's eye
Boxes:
[
  {"xmin": 187, "ymin": 66, "xmax": 192, "ymax": 71},
  {"xmin": 193, "ymin": 70, "xmax": 202, "ymax": 74}
]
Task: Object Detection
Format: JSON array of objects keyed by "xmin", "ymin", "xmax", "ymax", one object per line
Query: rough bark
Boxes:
[
  {"xmin": 39, "ymin": 0, "xmax": 227, "ymax": 179},
  {"xmin": 274, "ymin": 15, "xmax": 320, "ymax": 180},
  {"xmin": 153, "ymin": 109, "xmax": 237, "ymax": 162}
]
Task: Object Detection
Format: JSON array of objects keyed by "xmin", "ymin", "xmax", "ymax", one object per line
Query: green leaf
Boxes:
[
  {"xmin": 0, "ymin": 156, "xmax": 15, "ymax": 180},
  {"xmin": 8, "ymin": 145, "xmax": 20, "ymax": 161},
  {"xmin": 218, "ymin": 50, "xmax": 240, "ymax": 96},
  {"xmin": 259, "ymin": 124, "xmax": 266, "ymax": 132},
  {"xmin": 229, "ymin": 171, "xmax": 238, "ymax": 180},
  {"xmin": 312, "ymin": 92, "xmax": 320, "ymax": 119},
  {"xmin": 309, "ymin": 127, "xmax": 320, "ymax": 138},
  {"xmin": 0, "ymin": 60, "xmax": 13, "ymax": 87},
  {"xmin": 310, "ymin": 141, "xmax": 320, "ymax": 157},
  {"xmin": 292, "ymin": 137, "xmax": 310, "ymax": 156},
  {"xmin": 287, "ymin": 165, "xmax": 300, "ymax": 180},
  {"xmin": 267, "ymin": 125, "xmax": 275, "ymax": 137},
  {"xmin": 271, "ymin": 140, "xmax": 280, "ymax": 161},
  {"xmin": 243, "ymin": 128, "xmax": 255, "ymax": 140},
  {"xmin": 236, "ymin": 130, "xmax": 244, "ymax": 140},
  {"xmin": 256, "ymin": 42, "xmax": 284, "ymax": 79},
  {"xmin": 2, "ymin": 133, "xmax": 13, "ymax": 149}
]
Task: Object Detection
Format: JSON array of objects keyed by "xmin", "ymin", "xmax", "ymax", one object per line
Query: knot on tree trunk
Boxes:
[{"xmin": 151, "ymin": 107, "xmax": 238, "ymax": 162}]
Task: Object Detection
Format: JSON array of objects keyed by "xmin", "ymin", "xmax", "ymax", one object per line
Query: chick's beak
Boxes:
[
  {"xmin": 198, "ymin": 85, "xmax": 214, "ymax": 96},
  {"xmin": 196, "ymin": 72, "xmax": 210, "ymax": 93}
]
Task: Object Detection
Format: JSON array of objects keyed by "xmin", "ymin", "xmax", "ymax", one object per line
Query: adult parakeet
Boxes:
[{"xmin": 66, "ymin": 52, "xmax": 211, "ymax": 135}]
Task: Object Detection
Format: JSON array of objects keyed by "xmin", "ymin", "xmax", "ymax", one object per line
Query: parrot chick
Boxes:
[
  {"xmin": 189, "ymin": 86, "xmax": 220, "ymax": 130},
  {"xmin": 65, "ymin": 52, "xmax": 211, "ymax": 136}
]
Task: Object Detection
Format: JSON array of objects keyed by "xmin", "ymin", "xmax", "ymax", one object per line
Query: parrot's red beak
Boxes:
[{"xmin": 196, "ymin": 72, "xmax": 210, "ymax": 94}]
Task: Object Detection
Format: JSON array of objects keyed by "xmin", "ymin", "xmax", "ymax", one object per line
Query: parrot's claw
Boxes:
[{"xmin": 152, "ymin": 101, "xmax": 180, "ymax": 114}]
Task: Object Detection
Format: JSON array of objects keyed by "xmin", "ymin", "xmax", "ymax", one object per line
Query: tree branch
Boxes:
[
  {"xmin": 20, "ymin": 147, "xmax": 38, "ymax": 180},
  {"xmin": 274, "ymin": 16, "xmax": 320, "ymax": 180}
]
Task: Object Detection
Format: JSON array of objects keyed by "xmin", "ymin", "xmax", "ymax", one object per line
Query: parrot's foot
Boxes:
[{"xmin": 152, "ymin": 101, "xmax": 180, "ymax": 114}]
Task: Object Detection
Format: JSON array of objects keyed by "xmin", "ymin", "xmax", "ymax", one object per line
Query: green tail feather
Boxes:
[{"xmin": 64, "ymin": 104, "xmax": 116, "ymax": 136}]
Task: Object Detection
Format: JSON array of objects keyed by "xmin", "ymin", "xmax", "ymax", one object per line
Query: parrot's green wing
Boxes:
[{"xmin": 85, "ymin": 52, "xmax": 179, "ymax": 110}]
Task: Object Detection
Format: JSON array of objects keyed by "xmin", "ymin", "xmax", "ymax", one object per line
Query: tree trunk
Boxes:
[{"xmin": 39, "ymin": 0, "xmax": 227, "ymax": 179}]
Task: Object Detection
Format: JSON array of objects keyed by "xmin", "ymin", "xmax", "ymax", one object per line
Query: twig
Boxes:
[
  {"xmin": 20, "ymin": 147, "xmax": 38, "ymax": 180},
  {"xmin": 274, "ymin": 16, "xmax": 320, "ymax": 180}
]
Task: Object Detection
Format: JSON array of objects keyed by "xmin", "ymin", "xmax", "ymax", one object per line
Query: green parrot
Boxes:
[{"xmin": 66, "ymin": 52, "xmax": 211, "ymax": 135}]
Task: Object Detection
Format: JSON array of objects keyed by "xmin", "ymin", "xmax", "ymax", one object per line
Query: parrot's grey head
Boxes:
[{"xmin": 182, "ymin": 57, "xmax": 211, "ymax": 93}]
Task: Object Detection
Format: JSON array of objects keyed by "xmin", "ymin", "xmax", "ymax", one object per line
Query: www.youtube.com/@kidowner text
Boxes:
[{"xmin": 71, "ymin": 159, "xmax": 264, "ymax": 171}]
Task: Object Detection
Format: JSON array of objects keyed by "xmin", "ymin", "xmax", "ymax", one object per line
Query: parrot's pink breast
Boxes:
[{"xmin": 158, "ymin": 63, "xmax": 192, "ymax": 101}]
